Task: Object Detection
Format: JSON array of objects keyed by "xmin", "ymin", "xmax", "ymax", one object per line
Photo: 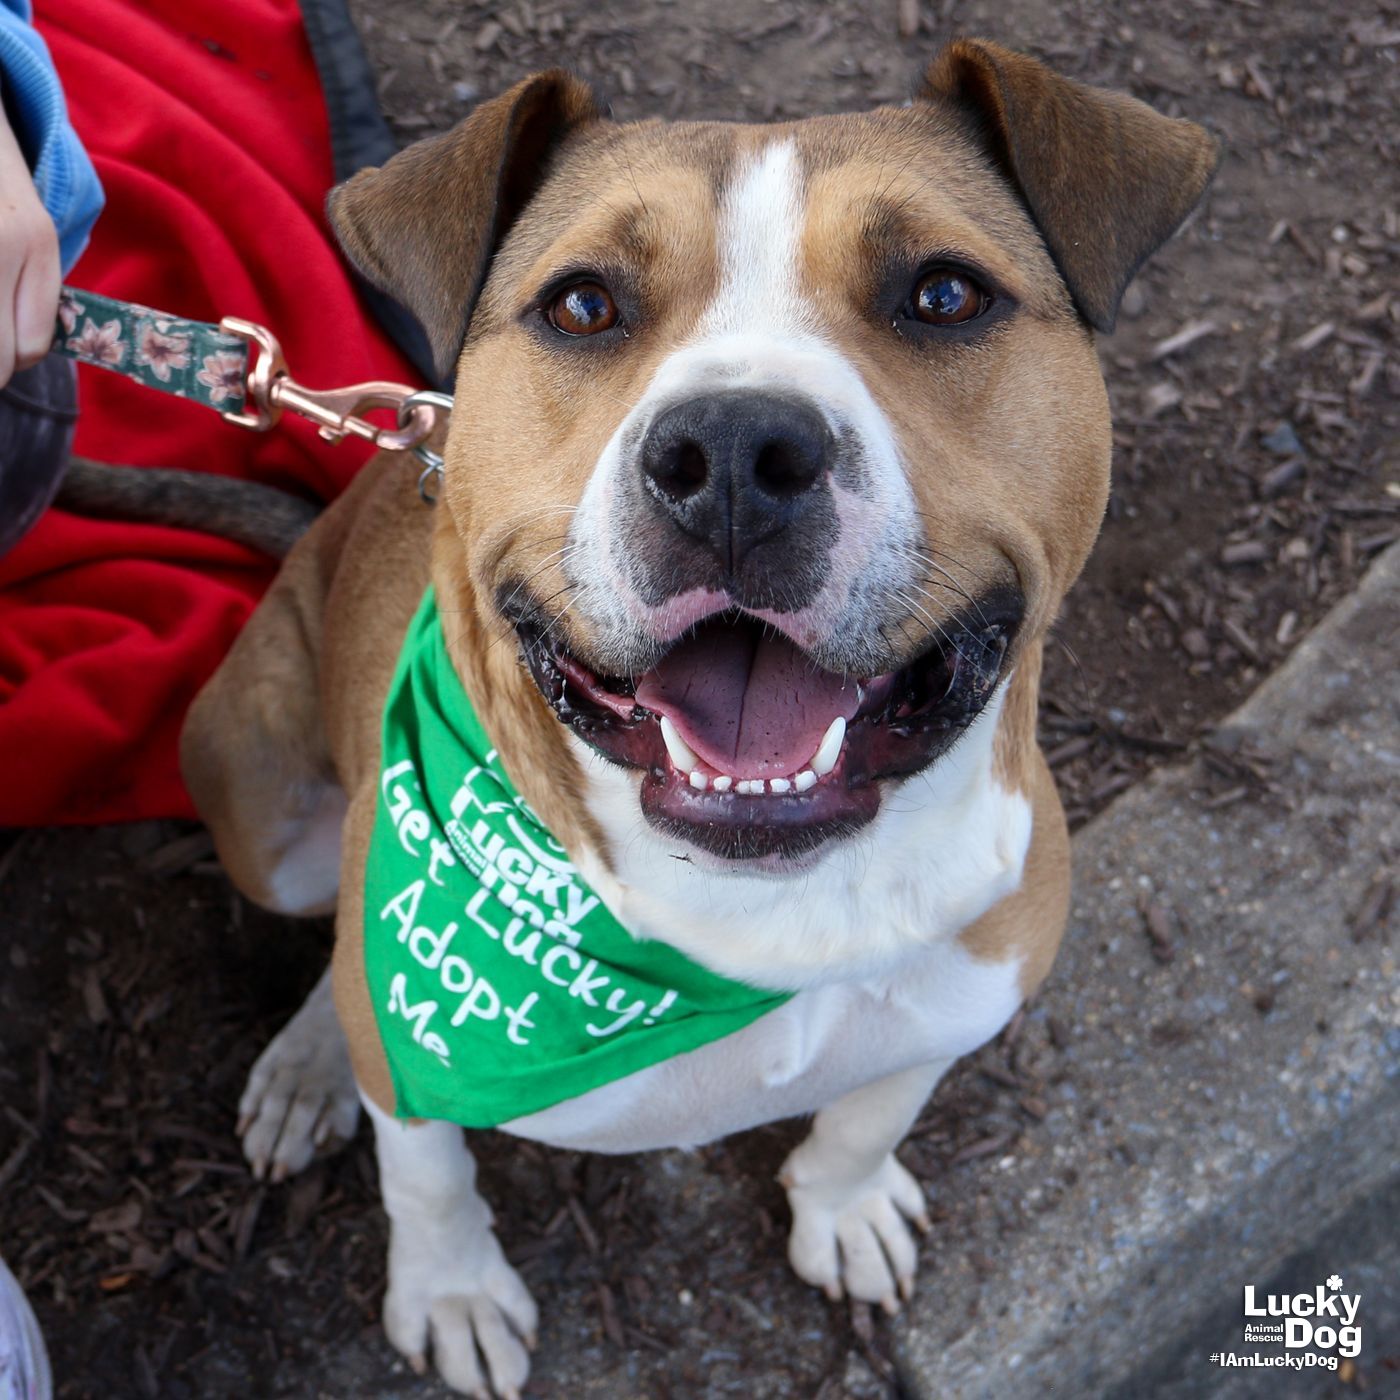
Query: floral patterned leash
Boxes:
[{"xmin": 52, "ymin": 286, "xmax": 451, "ymax": 492}]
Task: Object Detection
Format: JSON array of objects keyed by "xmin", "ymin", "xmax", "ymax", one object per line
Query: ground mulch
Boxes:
[{"xmin": 1, "ymin": 0, "xmax": 1395, "ymax": 1394}]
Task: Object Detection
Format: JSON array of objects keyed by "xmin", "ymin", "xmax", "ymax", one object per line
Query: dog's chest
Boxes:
[{"xmin": 500, "ymin": 935, "xmax": 1021, "ymax": 1153}]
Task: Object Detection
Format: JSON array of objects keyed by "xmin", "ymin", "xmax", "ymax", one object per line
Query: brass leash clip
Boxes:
[{"xmin": 219, "ymin": 317, "xmax": 445, "ymax": 455}]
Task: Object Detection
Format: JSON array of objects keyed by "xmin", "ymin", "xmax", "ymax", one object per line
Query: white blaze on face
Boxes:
[
  {"xmin": 702, "ymin": 139, "xmax": 811, "ymax": 341},
  {"xmin": 568, "ymin": 137, "xmax": 921, "ymax": 657}
]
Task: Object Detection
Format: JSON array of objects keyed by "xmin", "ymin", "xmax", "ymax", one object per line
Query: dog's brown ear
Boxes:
[
  {"xmin": 922, "ymin": 39, "xmax": 1219, "ymax": 332},
  {"xmin": 328, "ymin": 70, "xmax": 600, "ymax": 380}
]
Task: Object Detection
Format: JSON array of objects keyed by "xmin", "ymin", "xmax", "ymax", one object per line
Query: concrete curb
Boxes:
[{"xmin": 895, "ymin": 543, "xmax": 1400, "ymax": 1397}]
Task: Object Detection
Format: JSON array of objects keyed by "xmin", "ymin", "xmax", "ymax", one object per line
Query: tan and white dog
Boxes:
[{"xmin": 181, "ymin": 40, "xmax": 1217, "ymax": 1397}]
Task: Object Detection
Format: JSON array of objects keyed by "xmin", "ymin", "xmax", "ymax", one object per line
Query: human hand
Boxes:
[{"xmin": 0, "ymin": 107, "xmax": 60, "ymax": 388}]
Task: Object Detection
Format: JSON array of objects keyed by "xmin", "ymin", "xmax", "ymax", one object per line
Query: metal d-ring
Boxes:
[{"xmin": 398, "ymin": 389, "xmax": 454, "ymax": 504}]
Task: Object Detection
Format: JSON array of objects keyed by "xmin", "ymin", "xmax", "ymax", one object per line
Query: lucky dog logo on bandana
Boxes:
[{"xmin": 364, "ymin": 590, "xmax": 792, "ymax": 1128}]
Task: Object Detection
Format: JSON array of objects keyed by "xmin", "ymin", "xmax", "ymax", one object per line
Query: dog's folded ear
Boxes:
[
  {"xmin": 328, "ymin": 71, "xmax": 600, "ymax": 381},
  {"xmin": 922, "ymin": 40, "xmax": 1220, "ymax": 333}
]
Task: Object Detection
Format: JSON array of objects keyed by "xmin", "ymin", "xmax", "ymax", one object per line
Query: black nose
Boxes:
[{"xmin": 639, "ymin": 391, "xmax": 833, "ymax": 575}]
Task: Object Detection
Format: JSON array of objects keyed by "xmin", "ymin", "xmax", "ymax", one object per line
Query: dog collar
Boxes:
[{"xmin": 363, "ymin": 589, "xmax": 793, "ymax": 1127}]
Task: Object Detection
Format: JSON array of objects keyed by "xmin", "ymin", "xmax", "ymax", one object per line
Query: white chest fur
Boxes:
[
  {"xmin": 507, "ymin": 688, "xmax": 1032, "ymax": 1153},
  {"xmin": 502, "ymin": 933, "xmax": 1023, "ymax": 1153}
]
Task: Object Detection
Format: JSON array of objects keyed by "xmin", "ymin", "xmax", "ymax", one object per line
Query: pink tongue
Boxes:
[{"xmin": 635, "ymin": 624, "xmax": 861, "ymax": 779}]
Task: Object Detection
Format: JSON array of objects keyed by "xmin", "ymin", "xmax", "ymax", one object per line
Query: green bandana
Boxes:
[{"xmin": 364, "ymin": 590, "xmax": 793, "ymax": 1127}]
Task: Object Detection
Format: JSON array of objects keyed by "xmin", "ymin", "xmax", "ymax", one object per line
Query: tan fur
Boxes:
[{"xmin": 957, "ymin": 751, "xmax": 1069, "ymax": 998}]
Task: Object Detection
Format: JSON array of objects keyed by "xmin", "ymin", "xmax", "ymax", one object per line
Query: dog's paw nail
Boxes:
[
  {"xmin": 524, "ymin": 1331, "xmax": 538, "ymax": 1351},
  {"xmin": 899, "ymin": 1275, "xmax": 915, "ymax": 1303},
  {"xmin": 251, "ymin": 1156, "xmax": 268, "ymax": 1182},
  {"xmin": 823, "ymin": 1281, "xmax": 843, "ymax": 1302},
  {"xmin": 270, "ymin": 1160, "xmax": 290, "ymax": 1185},
  {"xmin": 776, "ymin": 1169, "xmax": 794, "ymax": 1189},
  {"xmin": 915, "ymin": 1213, "xmax": 932, "ymax": 1234},
  {"xmin": 881, "ymin": 1294, "xmax": 901, "ymax": 1317},
  {"xmin": 236, "ymin": 1113, "xmax": 251, "ymax": 1135},
  {"xmin": 408, "ymin": 1353, "xmax": 428, "ymax": 1376}
]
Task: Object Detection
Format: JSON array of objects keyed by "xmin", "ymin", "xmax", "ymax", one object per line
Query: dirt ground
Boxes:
[{"xmin": 1, "ymin": 0, "xmax": 1396, "ymax": 1396}]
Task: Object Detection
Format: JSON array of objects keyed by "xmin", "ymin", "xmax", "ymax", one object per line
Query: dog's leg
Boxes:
[
  {"xmin": 780, "ymin": 1060, "xmax": 951, "ymax": 1312},
  {"xmin": 237, "ymin": 967, "xmax": 359, "ymax": 1181},
  {"xmin": 363, "ymin": 1095, "xmax": 537, "ymax": 1399},
  {"xmin": 182, "ymin": 536, "xmax": 361, "ymax": 1183}
]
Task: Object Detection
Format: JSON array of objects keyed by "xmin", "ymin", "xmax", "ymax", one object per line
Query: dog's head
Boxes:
[{"xmin": 331, "ymin": 41, "xmax": 1217, "ymax": 874}]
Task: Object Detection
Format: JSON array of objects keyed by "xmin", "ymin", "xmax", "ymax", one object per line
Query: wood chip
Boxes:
[
  {"xmin": 567, "ymin": 1195, "xmax": 600, "ymax": 1254},
  {"xmin": 1180, "ymin": 627, "xmax": 1211, "ymax": 660},
  {"xmin": 1201, "ymin": 784, "xmax": 1249, "ymax": 810},
  {"xmin": 1351, "ymin": 873, "xmax": 1394, "ymax": 941},
  {"xmin": 1350, "ymin": 350, "xmax": 1385, "ymax": 396},
  {"xmin": 82, "ymin": 965, "xmax": 110, "ymax": 1025},
  {"xmin": 1046, "ymin": 734, "xmax": 1093, "ymax": 768},
  {"xmin": 597, "ymin": 1282, "xmax": 625, "ymax": 1348},
  {"xmin": 1222, "ymin": 617, "xmax": 1262, "ymax": 664},
  {"xmin": 1242, "ymin": 56, "xmax": 1274, "ymax": 102},
  {"xmin": 89, "ymin": 1200, "xmax": 143, "ymax": 1235},
  {"xmin": 138, "ymin": 830, "xmax": 215, "ymax": 877},
  {"xmin": 1220, "ymin": 539, "xmax": 1270, "ymax": 566},
  {"xmin": 1150, "ymin": 318, "xmax": 1218, "ymax": 361},
  {"xmin": 1139, "ymin": 897, "xmax": 1177, "ymax": 963},
  {"xmin": 1142, "ymin": 381, "xmax": 1183, "ymax": 418},
  {"xmin": 950, "ymin": 1133, "xmax": 1012, "ymax": 1165},
  {"xmin": 897, "ymin": 0, "xmax": 920, "ymax": 37},
  {"xmin": 1260, "ymin": 458, "xmax": 1305, "ymax": 498},
  {"xmin": 1292, "ymin": 320, "xmax": 1336, "ymax": 352}
]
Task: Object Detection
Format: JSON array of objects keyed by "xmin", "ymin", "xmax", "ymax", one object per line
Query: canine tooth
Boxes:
[
  {"xmin": 811, "ymin": 716, "xmax": 846, "ymax": 777},
  {"xmin": 769, "ymin": 777, "xmax": 791, "ymax": 794},
  {"xmin": 660, "ymin": 716, "xmax": 699, "ymax": 773},
  {"xmin": 712, "ymin": 775, "xmax": 733, "ymax": 793},
  {"xmin": 794, "ymin": 769, "xmax": 818, "ymax": 792},
  {"xmin": 689, "ymin": 770, "xmax": 708, "ymax": 790}
]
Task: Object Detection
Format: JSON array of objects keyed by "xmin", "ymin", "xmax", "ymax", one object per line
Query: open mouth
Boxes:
[{"xmin": 513, "ymin": 597, "xmax": 1020, "ymax": 862}]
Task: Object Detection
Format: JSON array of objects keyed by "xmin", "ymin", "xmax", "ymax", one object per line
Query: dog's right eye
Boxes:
[{"xmin": 547, "ymin": 282, "xmax": 619, "ymax": 337}]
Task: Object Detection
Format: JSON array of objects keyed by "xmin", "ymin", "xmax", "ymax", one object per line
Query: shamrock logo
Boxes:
[{"xmin": 1326, "ymin": 1274, "xmax": 1344, "ymax": 1290}]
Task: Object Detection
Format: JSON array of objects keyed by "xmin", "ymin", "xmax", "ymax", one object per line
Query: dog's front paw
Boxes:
[
  {"xmin": 237, "ymin": 970, "xmax": 360, "ymax": 1182},
  {"xmin": 781, "ymin": 1151, "xmax": 930, "ymax": 1313},
  {"xmin": 384, "ymin": 1235, "xmax": 538, "ymax": 1399}
]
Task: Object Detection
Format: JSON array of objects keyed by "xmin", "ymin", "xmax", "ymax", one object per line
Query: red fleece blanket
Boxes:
[{"xmin": 0, "ymin": 0, "xmax": 419, "ymax": 825}]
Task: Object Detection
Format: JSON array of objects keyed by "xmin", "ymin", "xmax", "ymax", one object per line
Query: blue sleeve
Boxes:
[{"xmin": 0, "ymin": 0, "xmax": 103, "ymax": 274}]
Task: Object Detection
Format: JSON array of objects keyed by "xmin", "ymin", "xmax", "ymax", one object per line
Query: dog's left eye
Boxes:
[
  {"xmin": 909, "ymin": 268, "xmax": 989, "ymax": 326},
  {"xmin": 547, "ymin": 282, "xmax": 619, "ymax": 336}
]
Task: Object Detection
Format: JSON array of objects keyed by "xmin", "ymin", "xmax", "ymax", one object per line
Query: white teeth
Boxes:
[
  {"xmin": 689, "ymin": 770, "xmax": 707, "ymax": 790},
  {"xmin": 737, "ymin": 779, "xmax": 763, "ymax": 795},
  {"xmin": 811, "ymin": 716, "xmax": 846, "ymax": 777},
  {"xmin": 660, "ymin": 716, "xmax": 699, "ymax": 773},
  {"xmin": 794, "ymin": 769, "xmax": 818, "ymax": 792},
  {"xmin": 712, "ymin": 775, "xmax": 733, "ymax": 793},
  {"xmin": 769, "ymin": 777, "xmax": 791, "ymax": 794}
]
